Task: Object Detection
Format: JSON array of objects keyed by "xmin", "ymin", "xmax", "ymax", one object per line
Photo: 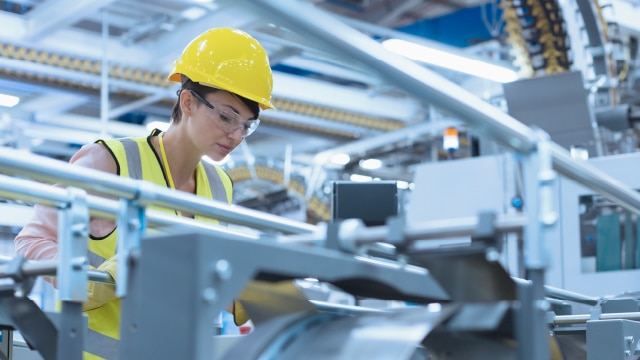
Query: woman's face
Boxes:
[{"xmin": 185, "ymin": 89, "xmax": 255, "ymax": 161}]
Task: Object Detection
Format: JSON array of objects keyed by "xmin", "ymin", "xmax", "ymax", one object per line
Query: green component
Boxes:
[{"xmin": 596, "ymin": 214, "xmax": 621, "ymax": 272}]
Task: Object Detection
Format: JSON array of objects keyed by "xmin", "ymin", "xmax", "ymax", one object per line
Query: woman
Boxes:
[{"xmin": 14, "ymin": 27, "xmax": 275, "ymax": 360}]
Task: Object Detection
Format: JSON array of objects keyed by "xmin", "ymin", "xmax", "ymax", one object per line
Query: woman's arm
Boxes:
[{"xmin": 14, "ymin": 142, "xmax": 118, "ymax": 261}]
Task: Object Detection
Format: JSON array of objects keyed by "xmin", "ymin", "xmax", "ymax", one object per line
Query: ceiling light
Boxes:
[
  {"xmin": 570, "ymin": 146, "xmax": 589, "ymax": 161},
  {"xmin": 396, "ymin": 180, "xmax": 410, "ymax": 189},
  {"xmin": 350, "ymin": 174, "xmax": 373, "ymax": 182},
  {"xmin": 181, "ymin": 7, "xmax": 208, "ymax": 20},
  {"xmin": 330, "ymin": 153, "xmax": 350, "ymax": 165},
  {"xmin": 382, "ymin": 39, "xmax": 518, "ymax": 83},
  {"xmin": 0, "ymin": 94, "xmax": 20, "ymax": 108},
  {"xmin": 359, "ymin": 158, "xmax": 382, "ymax": 170}
]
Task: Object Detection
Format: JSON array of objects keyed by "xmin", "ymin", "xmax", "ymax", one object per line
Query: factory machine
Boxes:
[{"xmin": 3, "ymin": 146, "xmax": 640, "ymax": 360}]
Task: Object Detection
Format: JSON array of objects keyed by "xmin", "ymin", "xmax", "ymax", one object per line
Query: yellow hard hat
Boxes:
[{"xmin": 168, "ymin": 27, "xmax": 275, "ymax": 110}]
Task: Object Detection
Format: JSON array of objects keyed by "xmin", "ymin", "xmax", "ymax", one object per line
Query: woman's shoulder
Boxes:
[{"xmin": 69, "ymin": 142, "xmax": 118, "ymax": 175}]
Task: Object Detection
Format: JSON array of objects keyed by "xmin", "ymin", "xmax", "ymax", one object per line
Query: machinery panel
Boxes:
[{"xmin": 560, "ymin": 152, "xmax": 640, "ymax": 296}]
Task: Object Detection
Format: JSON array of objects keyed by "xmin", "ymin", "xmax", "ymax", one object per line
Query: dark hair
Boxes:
[{"xmin": 170, "ymin": 78, "xmax": 260, "ymax": 123}]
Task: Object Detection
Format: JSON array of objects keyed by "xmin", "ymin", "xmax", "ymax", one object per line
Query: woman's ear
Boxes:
[{"xmin": 179, "ymin": 89, "xmax": 193, "ymax": 118}]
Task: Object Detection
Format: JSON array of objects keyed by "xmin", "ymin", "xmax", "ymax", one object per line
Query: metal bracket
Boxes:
[
  {"xmin": 116, "ymin": 196, "xmax": 146, "ymax": 298},
  {"xmin": 1, "ymin": 256, "xmax": 35, "ymax": 298},
  {"xmin": 386, "ymin": 214, "xmax": 407, "ymax": 250},
  {"xmin": 587, "ymin": 320, "xmax": 640, "ymax": 359},
  {"xmin": 56, "ymin": 187, "xmax": 89, "ymax": 360},
  {"xmin": 471, "ymin": 211, "xmax": 500, "ymax": 248},
  {"xmin": 57, "ymin": 187, "xmax": 89, "ymax": 302},
  {"xmin": 518, "ymin": 128, "xmax": 559, "ymax": 360}
]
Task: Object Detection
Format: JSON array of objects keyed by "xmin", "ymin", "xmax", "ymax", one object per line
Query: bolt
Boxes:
[
  {"xmin": 202, "ymin": 288, "xmax": 217, "ymax": 304},
  {"xmin": 128, "ymin": 218, "xmax": 140, "ymax": 231},
  {"xmin": 485, "ymin": 248, "xmax": 500, "ymax": 262},
  {"xmin": 538, "ymin": 300, "xmax": 551, "ymax": 311},
  {"xmin": 71, "ymin": 257, "xmax": 87, "ymax": 270},
  {"xmin": 215, "ymin": 259, "xmax": 232, "ymax": 281},
  {"xmin": 71, "ymin": 223, "xmax": 88, "ymax": 237}
]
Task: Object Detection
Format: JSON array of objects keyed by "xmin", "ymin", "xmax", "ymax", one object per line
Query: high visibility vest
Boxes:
[{"xmin": 84, "ymin": 130, "xmax": 232, "ymax": 359}]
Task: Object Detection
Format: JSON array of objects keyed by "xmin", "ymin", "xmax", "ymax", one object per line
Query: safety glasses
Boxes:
[{"xmin": 189, "ymin": 90, "xmax": 260, "ymax": 138}]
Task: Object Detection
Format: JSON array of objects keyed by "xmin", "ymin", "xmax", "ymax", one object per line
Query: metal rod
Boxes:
[
  {"xmin": 352, "ymin": 214, "xmax": 528, "ymax": 245},
  {"xmin": 554, "ymin": 312, "xmax": 640, "ymax": 325},
  {"xmin": 242, "ymin": 0, "xmax": 640, "ymax": 217},
  {"xmin": 0, "ymin": 256, "xmax": 114, "ymax": 285},
  {"xmin": 310, "ymin": 300, "xmax": 385, "ymax": 314},
  {"xmin": 100, "ymin": 9, "xmax": 109, "ymax": 138},
  {"xmin": 512, "ymin": 277, "xmax": 600, "ymax": 306},
  {"xmin": 543, "ymin": 284, "xmax": 600, "ymax": 306},
  {"xmin": 549, "ymin": 143, "xmax": 640, "ymax": 215},
  {"xmin": 243, "ymin": 0, "xmax": 537, "ymax": 152},
  {"xmin": 0, "ymin": 173, "xmax": 266, "ymax": 243},
  {"xmin": 0, "ymin": 151, "xmax": 316, "ymax": 234}
]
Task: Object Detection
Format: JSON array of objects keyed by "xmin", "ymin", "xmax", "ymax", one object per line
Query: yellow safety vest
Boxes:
[{"xmin": 84, "ymin": 129, "xmax": 232, "ymax": 359}]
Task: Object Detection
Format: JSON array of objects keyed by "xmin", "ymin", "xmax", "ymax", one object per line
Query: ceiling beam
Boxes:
[
  {"xmin": 144, "ymin": 5, "xmax": 258, "ymax": 68},
  {"xmin": 24, "ymin": 0, "xmax": 117, "ymax": 41},
  {"xmin": 0, "ymin": 12, "xmax": 26, "ymax": 40},
  {"xmin": 377, "ymin": 0, "xmax": 425, "ymax": 27}
]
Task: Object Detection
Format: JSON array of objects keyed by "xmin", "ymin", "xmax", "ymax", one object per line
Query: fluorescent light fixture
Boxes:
[
  {"xmin": 396, "ymin": 180, "xmax": 410, "ymax": 189},
  {"xmin": 382, "ymin": 39, "xmax": 518, "ymax": 83},
  {"xmin": 181, "ymin": 7, "xmax": 208, "ymax": 20},
  {"xmin": 359, "ymin": 158, "xmax": 382, "ymax": 170},
  {"xmin": 570, "ymin": 146, "xmax": 589, "ymax": 161},
  {"xmin": 330, "ymin": 153, "xmax": 351, "ymax": 165},
  {"xmin": 0, "ymin": 94, "xmax": 20, "ymax": 108},
  {"xmin": 350, "ymin": 174, "xmax": 373, "ymax": 182}
]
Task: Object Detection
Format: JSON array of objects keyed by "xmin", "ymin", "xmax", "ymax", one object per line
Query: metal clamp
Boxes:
[{"xmin": 57, "ymin": 187, "xmax": 89, "ymax": 302}]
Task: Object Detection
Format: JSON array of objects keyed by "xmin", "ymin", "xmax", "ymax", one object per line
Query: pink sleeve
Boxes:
[{"xmin": 14, "ymin": 143, "xmax": 117, "ymax": 261}]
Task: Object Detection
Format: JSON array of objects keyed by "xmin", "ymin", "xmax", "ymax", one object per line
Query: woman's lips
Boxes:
[{"xmin": 218, "ymin": 143, "xmax": 232, "ymax": 154}]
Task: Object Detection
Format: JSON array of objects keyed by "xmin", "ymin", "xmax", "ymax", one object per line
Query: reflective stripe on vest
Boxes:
[
  {"xmin": 86, "ymin": 328, "xmax": 120, "ymax": 359},
  {"xmin": 87, "ymin": 251, "xmax": 107, "ymax": 269}
]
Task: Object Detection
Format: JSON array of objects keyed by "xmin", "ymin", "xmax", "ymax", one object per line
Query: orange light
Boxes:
[
  {"xmin": 444, "ymin": 127, "xmax": 458, "ymax": 137},
  {"xmin": 443, "ymin": 127, "xmax": 459, "ymax": 151}
]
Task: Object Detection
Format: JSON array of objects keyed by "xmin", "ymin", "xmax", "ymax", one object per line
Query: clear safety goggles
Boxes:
[{"xmin": 189, "ymin": 90, "xmax": 260, "ymax": 138}]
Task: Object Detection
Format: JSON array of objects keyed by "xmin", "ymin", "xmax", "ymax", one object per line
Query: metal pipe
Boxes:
[
  {"xmin": 0, "ymin": 149, "xmax": 316, "ymax": 234},
  {"xmin": 511, "ymin": 277, "xmax": 600, "ymax": 306},
  {"xmin": 351, "ymin": 214, "xmax": 528, "ymax": 245},
  {"xmin": 0, "ymin": 173, "xmax": 265, "ymax": 242},
  {"xmin": 313, "ymin": 118, "xmax": 459, "ymax": 162},
  {"xmin": 100, "ymin": 9, "xmax": 109, "ymax": 138},
  {"xmin": 242, "ymin": 0, "xmax": 538, "ymax": 153},
  {"xmin": 549, "ymin": 143, "xmax": 640, "ymax": 215},
  {"xmin": 310, "ymin": 300, "xmax": 386, "ymax": 314},
  {"xmin": 554, "ymin": 312, "xmax": 640, "ymax": 325},
  {"xmin": 0, "ymin": 256, "xmax": 114, "ymax": 285},
  {"xmin": 242, "ymin": 0, "xmax": 640, "ymax": 217},
  {"xmin": 543, "ymin": 284, "xmax": 600, "ymax": 306}
]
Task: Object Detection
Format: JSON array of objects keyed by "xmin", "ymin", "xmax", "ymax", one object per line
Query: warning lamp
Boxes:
[{"xmin": 443, "ymin": 127, "xmax": 459, "ymax": 151}]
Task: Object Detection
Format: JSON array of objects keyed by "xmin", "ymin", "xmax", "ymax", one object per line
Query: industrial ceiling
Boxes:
[{"xmin": 1, "ymin": 0, "xmax": 639, "ymax": 221}]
